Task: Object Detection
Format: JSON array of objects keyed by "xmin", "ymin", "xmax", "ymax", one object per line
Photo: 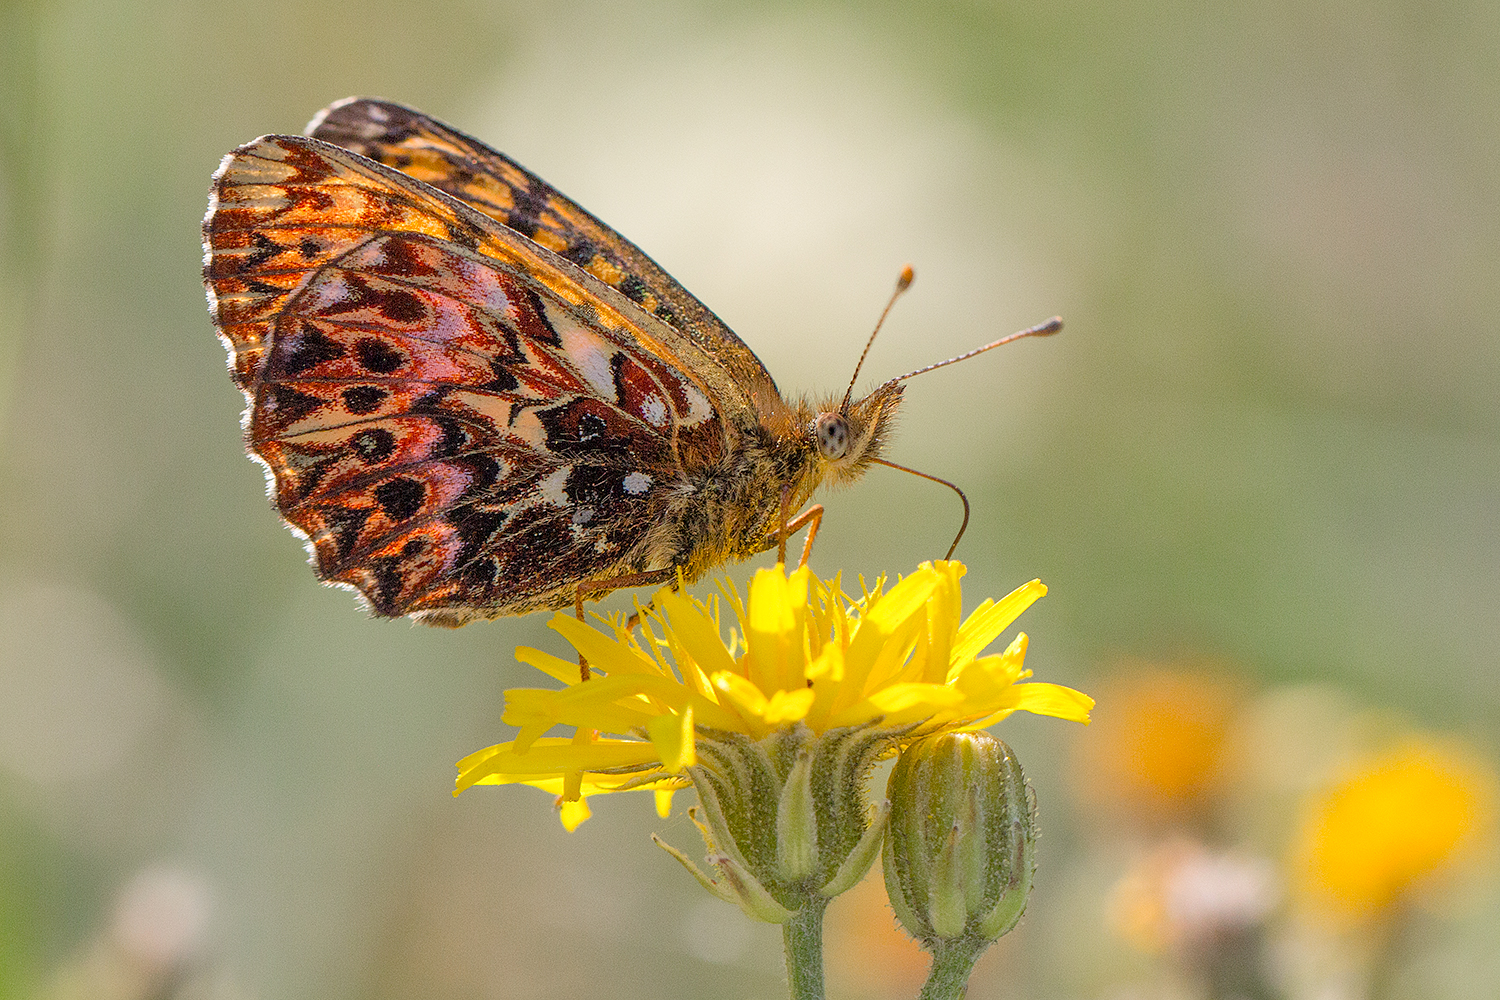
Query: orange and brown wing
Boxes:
[
  {"xmin": 203, "ymin": 134, "xmax": 733, "ymax": 623},
  {"xmin": 306, "ymin": 97, "xmax": 785, "ymax": 409}
]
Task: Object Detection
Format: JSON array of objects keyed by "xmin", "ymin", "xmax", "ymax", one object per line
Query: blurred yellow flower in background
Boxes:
[
  {"xmin": 457, "ymin": 561, "xmax": 1093, "ymax": 828},
  {"xmin": 1292, "ymin": 737, "xmax": 1498, "ymax": 926},
  {"xmin": 1070, "ymin": 664, "xmax": 1242, "ymax": 825}
]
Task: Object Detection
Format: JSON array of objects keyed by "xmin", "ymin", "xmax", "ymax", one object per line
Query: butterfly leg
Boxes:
[
  {"xmin": 573, "ymin": 588, "xmax": 590, "ymax": 681},
  {"xmin": 776, "ymin": 484, "xmax": 795, "ymax": 565},
  {"xmin": 773, "ymin": 486, "xmax": 825, "ymax": 566},
  {"xmin": 573, "ymin": 568, "xmax": 677, "ymax": 680},
  {"xmin": 770, "ymin": 504, "xmax": 825, "ymax": 568}
]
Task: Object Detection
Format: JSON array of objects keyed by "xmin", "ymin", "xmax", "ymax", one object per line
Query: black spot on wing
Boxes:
[
  {"xmin": 519, "ymin": 287, "xmax": 560, "ymax": 345},
  {"xmin": 374, "ymin": 477, "xmax": 425, "ymax": 521},
  {"xmin": 342, "ymin": 385, "xmax": 388, "ymax": 414},
  {"xmin": 427, "ymin": 416, "xmax": 469, "ymax": 460},
  {"xmin": 410, "ymin": 387, "xmax": 449, "ymax": 411},
  {"xmin": 291, "ymin": 457, "xmax": 337, "ymax": 505},
  {"xmin": 362, "ymin": 535, "xmax": 431, "ymax": 615},
  {"xmin": 273, "ymin": 325, "xmax": 346, "ymax": 377},
  {"xmin": 350, "ymin": 428, "xmax": 396, "ymax": 465},
  {"xmin": 355, "ymin": 338, "xmax": 405, "ymax": 373},
  {"xmin": 450, "ymin": 506, "xmax": 507, "ymax": 568},
  {"xmin": 262, "ymin": 384, "xmax": 325, "ymax": 424},
  {"xmin": 503, "ymin": 181, "xmax": 553, "ymax": 239},
  {"xmin": 577, "ymin": 413, "xmax": 606, "ymax": 444},
  {"xmin": 242, "ymin": 232, "xmax": 283, "ymax": 270},
  {"xmin": 475, "ymin": 357, "xmax": 519, "ymax": 393},
  {"xmin": 460, "ymin": 557, "xmax": 498, "ymax": 588},
  {"xmin": 322, "ymin": 504, "xmax": 371, "ymax": 560},
  {"xmin": 377, "ymin": 287, "xmax": 428, "ymax": 323},
  {"xmin": 561, "ymin": 243, "xmax": 595, "ymax": 267},
  {"xmin": 454, "ymin": 455, "xmax": 503, "ymax": 503},
  {"xmin": 365, "ymin": 554, "xmax": 405, "ymax": 615},
  {"xmin": 372, "ymin": 237, "xmax": 437, "ymax": 279},
  {"xmin": 445, "ymin": 223, "xmax": 480, "ymax": 252}
]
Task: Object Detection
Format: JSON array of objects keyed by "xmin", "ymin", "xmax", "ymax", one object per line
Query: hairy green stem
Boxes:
[
  {"xmin": 782, "ymin": 903, "xmax": 828, "ymax": 1000},
  {"xmin": 917, "ymin": 938, "xmax": 986, "ymax": 1000}
]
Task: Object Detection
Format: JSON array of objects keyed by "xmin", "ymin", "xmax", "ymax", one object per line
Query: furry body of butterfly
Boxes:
[{"xmin": 203, "ymin": 98, "xmax": 904, "ymax": 625}]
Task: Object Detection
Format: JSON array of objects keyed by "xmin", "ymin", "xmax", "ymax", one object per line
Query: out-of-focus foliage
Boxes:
[{"xmin": 2, "ymin": 1, "xmax": 1496, "ymax": 998}]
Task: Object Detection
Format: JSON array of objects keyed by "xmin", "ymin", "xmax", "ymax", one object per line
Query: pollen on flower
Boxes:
[{"xmin": 456, "ymin": 560, "xmax": 1093, "ymax": 828}]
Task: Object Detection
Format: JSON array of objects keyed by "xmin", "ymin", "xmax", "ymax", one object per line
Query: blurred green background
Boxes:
[{"xmin": 2, "ymin": 0, "xmax": 1497, "ymax": 997}]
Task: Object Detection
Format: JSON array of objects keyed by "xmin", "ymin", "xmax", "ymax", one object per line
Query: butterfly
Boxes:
[{"xmin": 203, "ymin": 98, "xmax": 1058, "ymax": 627}]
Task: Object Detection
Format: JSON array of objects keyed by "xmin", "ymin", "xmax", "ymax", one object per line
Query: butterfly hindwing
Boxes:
[{"xmin": 204, "ymin": 134, "xmax": 736, "ymax": 622}]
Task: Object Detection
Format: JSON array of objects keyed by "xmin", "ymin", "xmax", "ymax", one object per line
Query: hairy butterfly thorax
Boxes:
[{"xmin": 202, "ymin": 98, "xmax": 1055, "ymax": 626}]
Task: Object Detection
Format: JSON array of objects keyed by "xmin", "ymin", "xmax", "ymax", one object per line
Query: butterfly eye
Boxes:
[{"xmin": 814, "ymin": 412, "xmax": 851, "ymax": 460}]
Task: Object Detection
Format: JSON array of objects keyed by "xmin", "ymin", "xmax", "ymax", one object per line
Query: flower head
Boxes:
[
  {"xmin": 458, "ymin": 560, "xmax": 1092, "ymax": 827},
  {"xmin": 1070, "ymin": 663, "xmax": 1241, "ymax": 825},
  {"xmin": 1291, "ymin": 737, "xmax": 1498, "ymax": 925}
]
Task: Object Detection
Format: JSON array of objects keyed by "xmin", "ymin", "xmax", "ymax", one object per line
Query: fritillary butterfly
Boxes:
[{"xmin": 202, "ymin": 98, "xmax": 1055, "ymax": 626}]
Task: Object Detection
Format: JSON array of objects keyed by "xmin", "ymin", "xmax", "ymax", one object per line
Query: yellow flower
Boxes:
[
  {"xmin": 1070, "ymin": 664, "xmax": 1241, "ymax": 824},
  {"xmin": 457, "ymin": 561, "xmax": 1092, "ymax": 829},
  {"xmin": 1291, "ymin": 737, "xmax": 1498, "ymax": 925}
]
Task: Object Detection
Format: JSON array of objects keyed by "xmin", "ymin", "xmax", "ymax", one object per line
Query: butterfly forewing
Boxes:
[
  {"xmin": 204, "ymin": 134, "xmax": 739, "ymax": 622},
  {"xmin": 305, "ymin": 98, "xmax": 785, "ymax": 407}
]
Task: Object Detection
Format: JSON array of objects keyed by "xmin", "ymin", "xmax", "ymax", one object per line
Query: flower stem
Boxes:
[
  {"xmin": 781, "ymin": 902, "xmax": 828, "ymax": 1000},
  {"xmin": 917, "ymin": 938, "xmax": 986, "ymax": 1000}
]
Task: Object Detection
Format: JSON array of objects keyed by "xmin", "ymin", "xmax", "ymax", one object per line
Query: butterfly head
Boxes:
[{"xmin": 808, "ymin": 380, "xmax": 904, "ymax": 487}]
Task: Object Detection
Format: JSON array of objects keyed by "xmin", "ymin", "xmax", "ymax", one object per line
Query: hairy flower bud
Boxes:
[
  {"xmin": 884, "ymin": 732, "xmax": 1036, "ymax": 948},
  {"xmin": 657, "ymin": 723, "xmax": 890, "ymax": 922}
]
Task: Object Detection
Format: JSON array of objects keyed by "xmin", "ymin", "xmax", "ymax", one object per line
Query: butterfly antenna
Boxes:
[
  {"xmin": 841, "ymin": 265, "xmax": 915, "ymax": 413},
  {"xmin": 873, "ymin": 458, "xmax": 971, "ymax": 559},
  {"xmin": 885, "ymin": 316, "xmax": 1062, "ymax": 387}
]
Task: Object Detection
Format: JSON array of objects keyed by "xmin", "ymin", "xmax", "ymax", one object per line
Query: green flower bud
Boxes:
[
  {"xmin": 884, "ymin": 732, "xmax": 1036, "ymax": 949},
  {"xmin": 656, "ymin": 723, "xmax": 892, "ymax": 921}
]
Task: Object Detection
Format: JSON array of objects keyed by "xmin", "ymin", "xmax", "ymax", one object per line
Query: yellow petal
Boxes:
[
  {"xmin": 515, "ymin": 646, "xmax": 585, "ymax": 685},
  {"xmin": 550, "ymin": 613, "xmax": 662, "ymax": 675},
  {"xmin": 559, "ymin": 797, "xmax": 592, "ymax": 831},
  {"xmin": 804, "ymin": 642, "xmax": 845, "ymax": 684},
  {"xmin": 656, "ymin": 589, "xmax": 736, "ymax": 694},
  {"xmin": 713, "ymin": 670, "xmax": 769, "ymax": 727},
  {"xmin": 502, "ymin": 681, "xmax": 659, "ymax": 736},
  {"xmin": 1007, "ymin": 681, "xmax": 1095, "ymax": 723},
  {"xmin": 916, "ymin": 561, "xmax": 965, "ymax": 683},
  {"xmin": 866, "ymin": 682, "xmax": 966, "ymax": 716},
  {"xmin": 648, "ymin": 706, "xmax": 697, "ymax": 772},
  {"xmin": 503, "ymin": 673, "xmax": 739, "ymax": 735},
  {"xmin": 762, "ymin": 687, "xmax": 816, "ymax": 726},
  {"xmin": 860, "ymin": 605, "xmax": 930, "ymax": 693},
  {"xmin": 469, "ymin": 769, "xmax": 677, "ymax": 796},
  {"xmin": 951, "ymin": 579, "xmax": 1046, "ymax": 665},
  {"xmin": 456, "ymin": 738, "xmax": 664, "ymax": 791},
  {"xmin": 455, "ymin": 742, "xmax": 502, "ymax": 773},
  {"xmin": 842, "ymin": 569, "xmax": 940, "ymax": 694},
  {"xmin": 747, "ymin": 566, "xmax": 810, "ymax": 693}
]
